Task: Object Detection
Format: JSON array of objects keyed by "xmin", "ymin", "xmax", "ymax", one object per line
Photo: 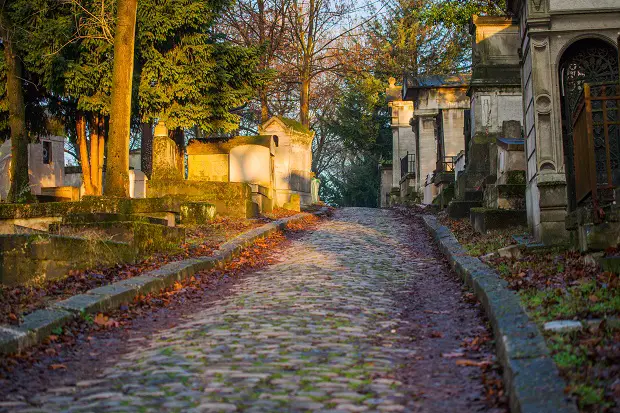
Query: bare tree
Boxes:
[
  {"xmin": 221, "ymin": 0, "xmax": 292, "ymax": 122},
  {"xmin": 287, "ymin": 0, "xmax": 375, "ymax": 127}
]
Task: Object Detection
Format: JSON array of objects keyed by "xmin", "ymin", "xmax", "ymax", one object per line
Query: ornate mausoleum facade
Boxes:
[{"xmin": 507, "ymin": 0, "xmax": 620, "ymax": 244}]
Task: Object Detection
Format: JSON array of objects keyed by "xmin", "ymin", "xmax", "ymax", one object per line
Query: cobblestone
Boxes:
[{"xmin": 7, "ymin": 208, "xmax": 497, "ymax": 412}]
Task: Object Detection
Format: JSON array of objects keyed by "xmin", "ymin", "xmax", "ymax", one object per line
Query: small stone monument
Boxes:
[
  {"xmin": 151, "ymin": 121, "xmax": 183, "ymax": 181},
  {"xmin": 311, "ymin": 177, "xmax": 321, "ymax": 204},
  {"xmin": 283, "ymin": 193, "xmax": 301, "ymax": 212}
]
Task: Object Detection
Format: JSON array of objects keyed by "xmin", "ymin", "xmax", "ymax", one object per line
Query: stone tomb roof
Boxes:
[
  {"xmin": 186, "ymin": 135, "xmax": 277, "ymax": 156},
  {"xmin": 497, "ymin": 137, "xmax": 524, "ymax": 151},
  {"xmin": 404, "ymin": 74, "xmax": 471, "ymax": 89}
]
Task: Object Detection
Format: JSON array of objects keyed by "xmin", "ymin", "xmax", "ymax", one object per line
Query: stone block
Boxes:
[
  {"xmin": 498, "ymin": 245, "xmax": 522, "ymax": 259},
  {"xmin": 53, "ymin": 294, "xmax": 110, "ymax": 314},
  {"xmin": 502, "ymin": 120, "xmax": 522, "ymax": 138},
  {"xmin": 283, "ymin": 194, "xmax": 301, "ymax": 212},
  {"xmin": 538, "ymin": 182, "xmax": 567, "ymax": 208},
  {"xmin": 600, "ymin": 256, "xmax": 620, "ymax": 273},
  {"xmin": 0, "ymin": 234, "xmax": 136, "ymax": 287},
  {"xmin": 17, "ymin": 309, "xmax": 73, "ymax": 342},
  {"xmin": 87, "ymin": 284, "xmax": 138, "ymax": 307},
  {"xmin": 539, "ymin": 221, "xmax": 570, "ymax": 246},
  {"xmin": 146, "ymin": 180, "xmax": 253, "ymax": 218},
  {"xmin": 114, "ymin": 276, "xmax": 165, "ymax": 295},
  {"xmin": 180, "ymin": 202, "xmax": 217, "ymax": 224},
  {"xmin": 448, "ymin": 200, "xmax": 483, "ymax": 219},
  {"xmin": 543, "ymin": 320, "xmax": 583, "ymax": 333},
  {"xmin": 464, "ymin": 190, "xmax": 484, "ymax": 201},
  {"xmin": 0, "ymin": 326, "xmax": 27, "ymax": 355},
  {"xmin": 505, "ymin": 357, "xmax": 578, "ymax": 413},
  {"xmin": 470, "ymin": 208, "xmax": 527, "ymax": 234}
]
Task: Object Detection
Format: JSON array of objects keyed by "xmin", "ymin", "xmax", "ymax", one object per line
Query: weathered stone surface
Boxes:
[
  {"xmin": 497, "ymin": 244, "xmax": 522, "ymax": 259},
  {"xmin": 53, "ymin": 294, "xmax": 110, "ymax": 314},
  {"xmin": 543, "ymin": 320, "xmax": 583, "ymax": 333},
  {"xmin": 470, "ymin": 208, "xmax": 527, "ymax": 234},
  {"xmin": 16, "ymin": 309, "xmax": 72, "ymax": 346},
  {"xmin": 179, "ymin": 202, "xmax": 217, "ymax": 224},
  {"xmin": 447, "ymin": 200, "xmax": 483, "ymax": 219}
]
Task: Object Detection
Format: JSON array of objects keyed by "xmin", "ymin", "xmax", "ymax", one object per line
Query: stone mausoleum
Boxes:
[
  {"xmin": 452, "ymin": 15, "xmax": 527, "ymax": 228},
  {"xmin": 174, "ymin": 116, "xmax": 315, "ymax": 213},
  {"xmin": 403, "ymin": 74, "xmax": 471, "ymax": 204},
  {"xmin": 507, "ymin": 0, "xmax": 620, "ymax": 245}
]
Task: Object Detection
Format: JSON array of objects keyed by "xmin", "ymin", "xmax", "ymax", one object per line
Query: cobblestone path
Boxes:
[{"xmin": 5, "ymin": 208, "xmax": 500, "ymax": 413}]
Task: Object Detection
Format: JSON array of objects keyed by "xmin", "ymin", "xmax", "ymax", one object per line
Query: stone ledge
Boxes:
[
  {"xmin": 422, "ymin": 215, "xmax": 578, "ymax": 413},
  {"xmin": 0, "ymin": 207, "xmax": 330, "ymax": 356}
]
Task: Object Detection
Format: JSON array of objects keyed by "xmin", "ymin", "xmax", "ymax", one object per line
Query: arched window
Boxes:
[{"xmin": 559, "ymin": 38, "xmax": 619, "ymax": 210}]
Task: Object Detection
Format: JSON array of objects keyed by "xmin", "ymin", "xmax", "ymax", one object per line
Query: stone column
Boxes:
[
  {"xmin": 413, "ymin": 111, "xmax": 438, "ymax": 195},
  {"xmin": 526, "ymin": 33, "xmax": 569, "ymax": 244}
]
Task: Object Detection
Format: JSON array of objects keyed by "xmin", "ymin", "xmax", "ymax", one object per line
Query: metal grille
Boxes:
[
  {"xmin": 401, "ymin": 153, "xmax": 415, "ymax": 179},
  {"xmin": 561, "ymin": 40, "xmax": 619, "ymax": 209},
  {"xmin": 572, "ymin": 83, "xmax": 620, "ymax": 205}
]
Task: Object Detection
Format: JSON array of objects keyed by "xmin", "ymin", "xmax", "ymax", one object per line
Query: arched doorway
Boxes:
[{"xmin": 559, "ymin": 38, "xmax": 619, "ymax": 210}]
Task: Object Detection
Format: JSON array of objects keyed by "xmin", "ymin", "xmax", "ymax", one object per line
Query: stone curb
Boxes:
[
  {"xmin": 422, "ymin": 215, "xmax": 578, "ymax": 413},
  {"xmin": 0, "ymin": 207, "xmax": 330, "ymax": 356}
]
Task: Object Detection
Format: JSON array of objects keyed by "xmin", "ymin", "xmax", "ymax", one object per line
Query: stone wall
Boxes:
[
  {"xmin": 0, "ymin": 234, "xmax": 136, "ymax": 287},
  {"xmin": 379, "ymin": 165, "xmax": 393, "ymax": 207},
  {"xmin": 147, "ymin": 180, "xmax": 254, "ymax": 218}
]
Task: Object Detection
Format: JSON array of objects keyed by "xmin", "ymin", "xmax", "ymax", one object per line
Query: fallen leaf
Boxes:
[
  {"xmin": 442, "ymin": 352, "xmax": 465, "ymax": 359},
  {"xmin": 588, "ymin": 294, "xmax": 599, "ymax": 303},
  {"xmin": 456, "ymin": 359, "xmax": 491, "ymax": 368},
  {"xmin": 93, "ymin": 313, "xmax": 108, "ymax": 326},
  {"xmin": 430, "ymin": 331, "xmax": 443, "ymax": 338},
  {"xmin": 49, "ymin": 364, "xmax": 67, "ymax": 370}
]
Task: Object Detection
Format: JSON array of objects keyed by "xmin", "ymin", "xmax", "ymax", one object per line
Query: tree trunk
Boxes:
[
  {"xmin": 260, "ymin": 90, "xmax": 270, "ymax": 123},
  {"xmin": 140, "ymin": 121, "xmax": 153, "ymax": 178},
  {"xmin": 104, "ymin": 0, "xmax": 138, "ymax": 197},
  {"xmin": 76, "ymin": 112, "xmax": 95, "ymax": 195},
  {"xmin": 97, "ymin": 114, "xmax": 105, "ymax": 194},
  {"xmin": 1, "ymin": 12, "xmax": 29, "ymax": 203},
  {"xmin": 90, "ymin": 113, "xmax": 100, "ymax": 194},
  {"xmin": 300, "ymin": 67, "xmax": 311, "ymax": 128},
  {"xmin": 172, "ymin": 128, "xmax": 185, "ymax": 179}
]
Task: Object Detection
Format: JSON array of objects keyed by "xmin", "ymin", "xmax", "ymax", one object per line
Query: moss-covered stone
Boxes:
[
  {"xmin": 186, "ymin": 136, "xmax": 273, "ymax": 155},
  {"xmin": 448, "ymin": 200, "xmax": 483, "ymax": 219},
  {"xmin": 0, "ymin": 197, "xmax": 181, "ymax": 220},
  {"xmin": 54, "ymin": 221, "xmax": 185, "ymax": 255},
  {"xmin": 146, "ymin": 180, "xmax": 253, "ymax": 218},
  {"xmin": 277, "ymin": 116, "xmax": 313, "ymax": 136},
  {"xmin": 505, "ymin": 170, "xmax": 526, "ymax": 185},
  {"xmin": 470, "ymin": 208, "xmax": 527, "ymax": 234},
  {"xmin": 180, "ymin": 202, "xmax": 217, "ymax": 224},
  {"xmin": 283, "ymin": 194, "xmax": 301, "ymax": 212},
  {"xmin": 0, "ymin": 234, "xmax": 136, "ymax": 287}
]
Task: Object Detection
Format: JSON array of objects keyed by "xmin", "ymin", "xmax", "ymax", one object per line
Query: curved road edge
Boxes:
[{"xmin": 422, "ymin": 214, "xmax": 578, "ymax": 413}]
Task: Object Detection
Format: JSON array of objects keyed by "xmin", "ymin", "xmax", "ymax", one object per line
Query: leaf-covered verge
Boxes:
[
  {"xmin": 0, "ymin": 214, "xmax": 321, "ymax": 384},
  {"xmin": 0, "ymin": 216, "xmax": 268, "ymax": 326},
  {"xmin": 437, "ymin": 212, "xmax": 620, "ymax": 412}
]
